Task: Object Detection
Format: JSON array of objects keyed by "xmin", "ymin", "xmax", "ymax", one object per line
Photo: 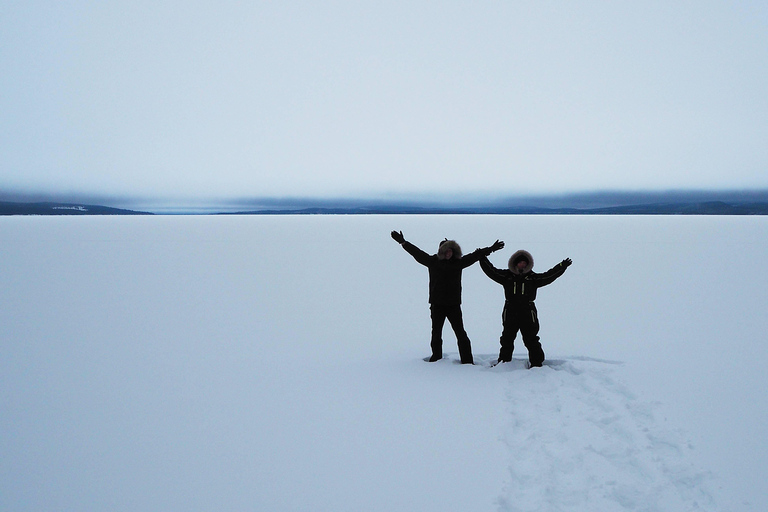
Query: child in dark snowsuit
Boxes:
[
  {"xmin": 480, "ymin": 249, "xmax": 572, "ymax": 367},
  {"xmin": 392, "ymin": 231, "xmax": 503, "ymax": 363}
]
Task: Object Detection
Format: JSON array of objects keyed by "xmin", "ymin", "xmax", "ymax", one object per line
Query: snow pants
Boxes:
[
  {"xmin": 499, "ymin": 301, "xmax": 545, "ymax": 367},
  {"xmin": 430, "ymin": 304, "xmax": 474, "ymax": 364}
]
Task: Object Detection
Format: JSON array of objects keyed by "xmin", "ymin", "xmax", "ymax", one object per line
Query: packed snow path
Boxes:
[{"xmin": 464, "ymin": 356, "xmax": 719, "ymax": 512}]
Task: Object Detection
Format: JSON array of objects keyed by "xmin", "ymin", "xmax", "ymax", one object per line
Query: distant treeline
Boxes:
[
  {"xmin": 227, "ymin": 201, "xmax": 768, "ymax": 215},
  {"xmin": 0, "ymin": 202, "xmax": 152, "ymax": 216},
  {"xmin": 3, "ymin": 193, "xmax": 768, "ymax": 216}
]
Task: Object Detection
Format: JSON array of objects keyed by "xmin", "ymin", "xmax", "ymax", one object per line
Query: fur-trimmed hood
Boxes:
[
  {"xmin": 437, "ymin": 239, "xmax": 462, "ymax": 260},
  {"xmin": 508, "ymin": 249, "xmax": 534, "ymax": 274}
]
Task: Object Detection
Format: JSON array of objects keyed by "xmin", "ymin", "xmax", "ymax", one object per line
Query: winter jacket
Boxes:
[
  {"xmin": 479, "ymin": 249, "xmax": 568, "ymax": 305},
  {"xmin": 401, "ymin": 240, "xmax": 483, "ymax": 306}
]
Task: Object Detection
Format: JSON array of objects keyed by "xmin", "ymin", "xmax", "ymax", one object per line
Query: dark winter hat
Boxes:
[
  {"xmin": 438, "ymin": 239, "xmax": 462, "ymax": 260},
  {"xmin": 508, "ymin": 249, "xmax": 534, "ymax": 274}
]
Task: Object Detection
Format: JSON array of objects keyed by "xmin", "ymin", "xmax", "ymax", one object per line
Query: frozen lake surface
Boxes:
[{"xmin": 2, "ymin": 214, "xmax": 766, "ymax": 511}]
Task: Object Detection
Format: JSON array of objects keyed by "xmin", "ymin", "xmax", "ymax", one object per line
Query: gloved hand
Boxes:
[
  {"xmin": 561, "ymin": 258, "xmax": 573, "ymax": 268},
  {"xmin": 391, "ymin": 230, "xmax": 405, "ymax": 244},
  {"xmin": 479, "ymin": 240, "xmax": 504, "ymax": 257}
]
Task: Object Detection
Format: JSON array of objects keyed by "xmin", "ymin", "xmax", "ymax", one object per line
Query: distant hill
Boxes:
[
  {"xmin": 227, "ymin": 202, "xmax": 768, "ymax": 215},
  {"xmin": 225, "ymin": 197, "xmax": 768, "ymax": 215},
  {"xmin": 0, "ymin": 201, "xmax": 152, "ymax": 216},
  {"xmin": 3, "ymin": 190, "xmax": 768, "ymax": 215}
]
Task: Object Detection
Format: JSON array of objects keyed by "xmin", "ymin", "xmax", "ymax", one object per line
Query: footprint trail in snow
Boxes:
[{"xmin": 484, "ymin": 357, "xmax": 720, "ymax": 512}]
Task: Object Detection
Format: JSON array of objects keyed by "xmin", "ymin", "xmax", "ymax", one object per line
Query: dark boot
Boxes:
[{"xmin": 457, "ymin": 337, "xmax": 474, "ymax": 364}]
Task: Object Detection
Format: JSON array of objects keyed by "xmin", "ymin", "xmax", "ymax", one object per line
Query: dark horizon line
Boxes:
[
  {"xmin": 3, "ymin": 187, "xmax": 768, "ymax": 210},
  {"xmin": 3, "ymin": 188, "xmax": 768, "ymax": 215}
]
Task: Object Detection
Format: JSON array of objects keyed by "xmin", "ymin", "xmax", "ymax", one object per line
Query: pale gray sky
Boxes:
[{"xmin": 2, "ymin": 1, "xmax": 767, "ymax": 200}]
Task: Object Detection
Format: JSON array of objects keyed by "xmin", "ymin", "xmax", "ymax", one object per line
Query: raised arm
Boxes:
[
  {"xmin": 534, "ymin": 258, "xmax": 572, "ymax": 287},
  {"xmin": 479, "ymin": 254, "xmax": 507, "ymax": 284},
  {"xmin": 391, "ymin": 230, "xmax": 432, "ymax": 266},
  {"xmin": 461, "ymin": 239, "xmax": 505, "ymax": 268}
]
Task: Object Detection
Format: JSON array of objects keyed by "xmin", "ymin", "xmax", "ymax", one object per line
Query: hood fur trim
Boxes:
[
  {"xmin": 438, "ymin": 240, "xmax": 462, "ymax": 260},
  {"xmin": 508, "ymin": 249, "xmax": 534, "ymax": 274}
]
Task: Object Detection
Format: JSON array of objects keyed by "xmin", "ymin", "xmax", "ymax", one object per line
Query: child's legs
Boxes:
[
  {"xmin": 520, "ymin": 303, "xmax": 544, "ymax": 366},
  {"xmin": 498, "ymin": 305, "xmax": 518, "ymax": 362},
  {"xmin": 446, "ymin": 305, "xmax": 473, "ymax": 363},
  {"xmin": 429, "ymin": 305, "xmax": 448, "ymax": 360}
]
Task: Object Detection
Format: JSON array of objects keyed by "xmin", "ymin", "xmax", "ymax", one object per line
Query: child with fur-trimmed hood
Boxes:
[
  {"xmin": 391, "ymin": 231, "xmax": 503, "ymax": 363},
  {"xmin": 480, "ymin": 249, "xmax": 572, "ymax": 367}
]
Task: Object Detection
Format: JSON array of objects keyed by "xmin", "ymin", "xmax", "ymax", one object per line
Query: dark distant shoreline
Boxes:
[
  {"xmin": 2, "ymin": 191, "xmax": 768, "ymax": 216},
  {"xmin": 0, "ymin": 201, "xmax": 153, "ymax": 216},
  {"xmin": 222, "ymin": 201, "xmax": 768, "ymax": 216}
]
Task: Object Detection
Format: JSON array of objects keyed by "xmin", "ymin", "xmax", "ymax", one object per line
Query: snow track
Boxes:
[{"xmin": 487, "ymin": 358, "xmax": 719, "ymax": 512}]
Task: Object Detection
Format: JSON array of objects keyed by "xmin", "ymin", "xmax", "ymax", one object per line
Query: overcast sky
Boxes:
[{"xmin": 2, "ymin": 1, "xmax": 767, "ymax": 200}]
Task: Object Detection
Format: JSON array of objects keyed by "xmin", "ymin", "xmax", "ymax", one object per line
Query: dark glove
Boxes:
[
  {"xmin": 561, "ymin": 258, "xmax": 572, "ymax": 268},
  {"xmin": 480, "ymin": 239, "xmax": 504, "ymax": 256},
  {"xmin": 391, "ymin": 230, "xmax": 405, "ymax": 244}
]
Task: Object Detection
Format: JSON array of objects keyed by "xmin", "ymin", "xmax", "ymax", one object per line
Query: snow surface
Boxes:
[{"xmin": 1, "ymin": 214, "xmax": 766, "ymax": 511}]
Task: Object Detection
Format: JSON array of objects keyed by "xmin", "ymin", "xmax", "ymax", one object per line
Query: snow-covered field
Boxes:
[{"xmin": 1, "ymin": 214, "xmax": 766, "ymax": 511}]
